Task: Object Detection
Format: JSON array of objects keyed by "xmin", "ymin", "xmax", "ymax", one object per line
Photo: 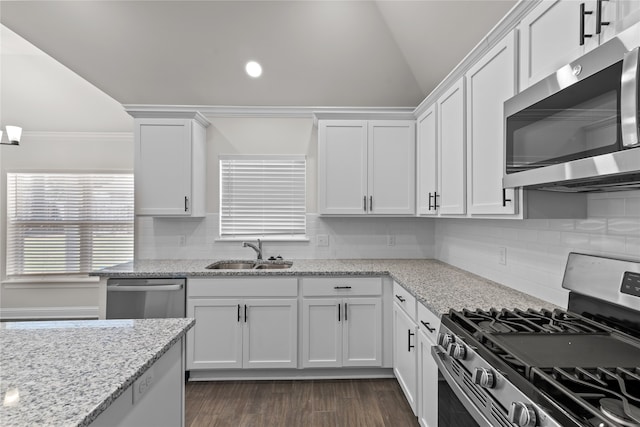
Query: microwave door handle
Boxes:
[{"xmin": 621, "ymin": 47, "xmax": 640, "ymax": 148}]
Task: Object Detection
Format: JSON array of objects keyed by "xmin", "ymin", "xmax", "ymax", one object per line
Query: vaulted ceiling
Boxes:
[{"xmin": 0, "ymin": 0, "xmax": 516, "ymax": 108}]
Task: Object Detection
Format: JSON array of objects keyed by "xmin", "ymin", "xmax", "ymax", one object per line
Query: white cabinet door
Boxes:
[
  {"xmin": 342, "ymin": 298, "xmax": 382, "ymax": 367},
  {"xmin": 368, "ymin": 121, "xmax": 416, "ymax": 215},
  {"xmin": 302, "ymin": 299, "xmax": 342, "ymax": 367},
  {"xmin": 418, "ymin": 331, "xmax": 438, "ymax": 427},
  {"xmin": 466, "ymin": 31, "xmax": 518, "ymax": 215},
  {"xmin": 186, "ymin": 298, "xmax": 243, "ymax": 370},
  {"xmin": 437, "ymin": 78, "xmax": 466, "ymax": 216},
  {"xmin": 393, "ymin": 303, "xmax": 418, "ymax": 414},
  {"xmin": 615, "ymin": 0, "xmax": 640, "ymax": 36},
  {"xmin": 135, "ymin": 119, "xmax": 192, "ymax": 216},
  {"xmin": 416, "ymin": 106, "xmax": 438, "ymax": 216},
  {"xmin": 318, "ymin": 120, "xmax": 368, "ymax": 215},
  {"xmin": 243, "ymin": 299, "xmax": 297, "ymax": 369},
  {"xmin": 519, "ymin": 0, "xmax": 591, "ymax": 90}
]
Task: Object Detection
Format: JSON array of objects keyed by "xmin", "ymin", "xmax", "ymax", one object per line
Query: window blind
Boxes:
[
  {"xmin": 6, "ymin": 173, "xmax": 134, "ymax": 276},
  {"xmin": 219, "ymin": 155, "xmax": 306, "ymax": 239}
]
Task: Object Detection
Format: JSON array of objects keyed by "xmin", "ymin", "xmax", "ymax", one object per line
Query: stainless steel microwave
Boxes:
[{"xmin": 503, "ymin": 21, "xmax": 640, "ymax": 192}]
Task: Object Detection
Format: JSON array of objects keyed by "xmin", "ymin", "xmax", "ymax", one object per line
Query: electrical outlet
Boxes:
[
  {"xmin": 317, "ymin": 234, "xmax": 329, "ymax": 247},
  {"xmin": 499, "ymin": 247, "xmax": 507, "ymax": 265},
  {"xmin": 387, "ymin": 235, "xmax": 396, "ymax": 246}
]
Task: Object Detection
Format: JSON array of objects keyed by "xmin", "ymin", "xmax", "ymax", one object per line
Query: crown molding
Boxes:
[{"xmin": 123, "ymin": 105, "xmax": 212, "ymax": 127}]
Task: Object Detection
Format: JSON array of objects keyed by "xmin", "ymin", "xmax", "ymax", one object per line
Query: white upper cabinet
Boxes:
[
  {"xmin": 437, "ymin": 78, "xmax": 466, "ymax": 216},
  {"xmin": 466, "ymin": 31, "xmax": 518, "ymax": 215},
  {"xmin": 519, "ymin": 0, "xmax": 638, "ymax": 91},
  {"xmin": 318, "ymin": 119, "xmax": 415, "ymax": 216},
  {"xmin": 134, "ymin": 114, "xmax": 209, "ymax": 217},
  {"xmin": 416, "ymin": 105, "xmax": 438, "ymax": 216},
  {"xmin": 519, "ymin": 0, "xmax": 589, "ymax": 90}
]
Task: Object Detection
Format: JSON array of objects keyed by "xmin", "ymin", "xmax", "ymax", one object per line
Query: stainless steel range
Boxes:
[{"xmin": 433, "ymin": 253, "xmax": 640, "ymax": 427}]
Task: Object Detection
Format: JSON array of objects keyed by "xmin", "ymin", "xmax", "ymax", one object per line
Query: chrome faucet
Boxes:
[{"xmin": 242, "ymin": 239, "xmax": 263, "ymax": 260}]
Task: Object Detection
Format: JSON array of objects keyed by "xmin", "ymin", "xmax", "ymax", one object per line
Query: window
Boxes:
[
  {"xmin": 219, "ymin": 155, "xmax": 306, "ymax": 240},
  {"xmin": 6, "ymin": 173, "xmax": 134, "ymax": 276}
]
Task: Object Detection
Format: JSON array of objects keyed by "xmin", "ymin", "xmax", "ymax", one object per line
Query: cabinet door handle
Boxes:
[
  {"xmin": 434, "ymin": 191, "xmax": 440, "ymax": 209},
  {"xmin": 363, "ymin": 195, "xmax": 367, "ymax": 212},
  {"xmin": 369, "ymin": 196, "xmax": 373, "ymax": 212},
  {"xmin": 428, "ymin": 192, "xmax": 433, "ymax": 210},
  {"xmin": 244, "ymin": 304, "xmax": 248, "ymax": 322},
  {"xmin": 334, "ymin": 286, "xmax": 352, "ymax": 290},
  {"xmin": 580, "ymin": 3, "xmax": 594, "ymax": 46},
  {"xmin": 395, "ymin": 295, "xmax": 406, "ymax": 303},
  {"xmin": 338, "ymin": 303, "xmax": 341, "ymax": 322},
  {"xmin": 237, "ymin": 304, "xmax": 241, "ymax": 322},
  {"xmin": 408, "ymin": 329, "xmax": 415, "ymax": 352},
  {"xmin": 502, "ymin": 188, "xmax": 512, "ymax": 207},
  {"xmin": 421, "ymin": 321, "xmax": 436, "ymax": 333},
  {"xmin": 596, "ymin": 0, "xmax": 610, "ymax": 34},
  {"xmin": 344, "ymin": 303, "xmax": 348, "ymax": 321},
  {"xmin": 184, "ymin": 196, "xmax": 190, "ymax": 212}
]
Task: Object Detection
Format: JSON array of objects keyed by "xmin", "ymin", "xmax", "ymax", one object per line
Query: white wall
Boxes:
[{"xmin": 434, "ymin": 191, "xmax": 640, "ymax": 308}]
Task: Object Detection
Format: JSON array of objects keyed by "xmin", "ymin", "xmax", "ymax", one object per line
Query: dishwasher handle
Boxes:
[{"xmin": 107, "ymin": 283, "xmax": 184, "ymax": 292}]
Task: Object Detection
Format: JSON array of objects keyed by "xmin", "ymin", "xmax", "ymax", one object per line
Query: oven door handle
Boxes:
[
  {"xmin": 107, "ymin": 284, "xmax": 184, "ymax": 292},
  {"xmin": 621, "ymin": 46, "xmax": 640, "ymax": 148},
  {"xmin": 431, "ymin": 346, "xmax": 494, "ymax": 427}
]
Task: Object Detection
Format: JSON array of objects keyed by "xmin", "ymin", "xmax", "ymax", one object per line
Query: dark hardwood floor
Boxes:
[{"xmin": 185, "ymin": 379, "xmax": 420, "ymax": 427}]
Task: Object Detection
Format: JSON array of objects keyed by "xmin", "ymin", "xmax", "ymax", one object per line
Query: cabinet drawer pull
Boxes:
[
  {"xmin": 363, "ymin": 195, "xmax": 367, "ymax": 212},
  {"xmin": 338, "ymin": 303, "xmax": 341, "ymax": 322},
  {"xmin": 580, "ymin": 3, "xmax": 594, "ymax": 46},
  {"xmin": 369, "ymin": 196, "xmax": 373, "ymax": 211},
  {"xmin": 395, "ymin": 295, "xmax": 406, "ymax": 303},
  {"xmin": 421, "ymin": 321, "xmax": 436, "ymax": 332},
  {"xmin": 596, "ymin": 0, "xmax": 610, "ymax": 35},
  {"xmin": 334, "ymin": 286, "xmax": 352, "ymax": 290},
  {"xmin": 237, "ymin": 304, "xmax": 241, "ymax": 322},
  {"xmin": 502, "ymin": 188, "xmax": 512, "ymax": 207},
  {"xmin": 244, "ymin": 304, "xmax": 248, "ymax": 322},
  {"xmin": 184, "ymin": 196, "xmax": 189, "ymax": 212},
  {"xmin": 408, "ymin": 329, "xmax": 415, "ymax": 352},
  {"xmin": 344, "ymin": 302, "xmax": 348, "ymax": 321}
]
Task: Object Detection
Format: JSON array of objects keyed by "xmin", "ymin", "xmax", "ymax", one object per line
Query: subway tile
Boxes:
[
  {"xmin": 588, "ymin": 197, "xmax": 626, "ymax": 217},
  {"xmin": 561, "ymin": 232, "xmax": 590, "ymax": 248},
  {"xmin": 626, "ymin": 237, "xmax": 640, "ymax": 257},
  {"xmin": 548, "ymin": 219, "xmax": 575, "ymax": 231},
  {"xmin": 607, "ymin": 218, "xmax": 640, "ymax": 236},
  {"xmin": 589, "ymin": 235, "xmax": 627, "ymax": 254},
  {"xmin": 626, "ymin": 196, "xmax": 640, "ymax": 217},
  {"xmin": 575, "ymin": 218, "xmax": 607, "ymax": 234}
]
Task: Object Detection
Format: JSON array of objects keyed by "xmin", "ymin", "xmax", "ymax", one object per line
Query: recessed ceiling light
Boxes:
[{"xmin": 245, "ymin": 61, "xmax": 262, "ymax": 78}]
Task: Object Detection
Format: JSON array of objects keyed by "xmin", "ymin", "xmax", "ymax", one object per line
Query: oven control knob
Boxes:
[
  {"xmin": 472, "ymin": 367, "xmax": 495, "ymax": 389},
  {"xmin": 447, "ymin": 343, "xmax": 467, "ymax": 360},
  {"xmin": 438, "ymin": 333, "xmax": 455, "ymax": 349},
  {"xmin": 508, "ymin": 401, "xmax": 537, "ymax": 427}
]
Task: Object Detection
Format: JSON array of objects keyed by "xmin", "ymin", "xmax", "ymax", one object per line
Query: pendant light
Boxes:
[{"xmin": 0, "ymin": 126, "xmax": 22, "ymax": 145}]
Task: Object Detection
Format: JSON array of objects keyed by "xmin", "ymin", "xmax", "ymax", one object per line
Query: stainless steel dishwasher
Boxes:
[{"xmin": 106, "ymin": 278, "xmax": 186, "ymax": 319}]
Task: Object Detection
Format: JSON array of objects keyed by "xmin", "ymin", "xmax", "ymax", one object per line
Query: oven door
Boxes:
[{"xmin": 432, "ymin": 346, "xmax": 486, "ymax": 427}]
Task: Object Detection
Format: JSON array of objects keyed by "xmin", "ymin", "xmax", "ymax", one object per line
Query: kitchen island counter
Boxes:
[
  {"xmin": 0, "ymin": 318, "xmax": 194, "ymax": 427},
  {"xmin": 93, "ymin": 259, "xmax": 557, "ymax": 315}
]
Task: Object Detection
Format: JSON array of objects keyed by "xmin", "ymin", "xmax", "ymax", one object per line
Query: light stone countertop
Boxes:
[
  {"xmin": 0, "ymin": 318, "xmax": 194, "ymax": 427},
  {"xmin": 93, "ymin": 259, "xmax": 559, "ymax": 314}
]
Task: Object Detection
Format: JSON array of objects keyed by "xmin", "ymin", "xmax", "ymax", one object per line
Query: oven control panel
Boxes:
[{"xmin": 621, "ymin": 271, "xmax": 640, "ymax": 297}]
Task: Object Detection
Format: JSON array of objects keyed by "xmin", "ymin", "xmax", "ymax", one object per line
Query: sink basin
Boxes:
[
  {"xmin": 205, "ymin": 260, "xmax": 293, "ymax": 270},
  {"xmin": 206, "ymin": 261, "xmax": 256, "ymax": 269},
  {"xmin": 254, "ymin": 262, "xmax": 293, "ymax": 269}
]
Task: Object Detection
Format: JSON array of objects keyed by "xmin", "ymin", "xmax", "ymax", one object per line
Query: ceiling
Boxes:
[{"xmin": 0, "ymin": 0, "xmax": 516, "ymax": 108}]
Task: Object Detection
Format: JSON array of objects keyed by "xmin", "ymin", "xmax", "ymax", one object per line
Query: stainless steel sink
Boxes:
[
  {"xmin": 206, "ymin": 261, "xmax": 256, "ymax": 269},
  {"xmin": 254, "ymin": 262, "xmax": 293, "ymax": 269},
  {"xmin": 205, "ymin": 260, "xmax": 293, "ymax": 270}
]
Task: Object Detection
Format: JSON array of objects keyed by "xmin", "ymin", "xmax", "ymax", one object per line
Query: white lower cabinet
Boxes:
[
  {"xmin": 186, "ymin": 278, "xmax": 298, "ymax": 370},
  {"xmin": 417, "ymin": 303, "xmax": 441, "ymax": 427},
  {"xmin": 302, "ymin": 297, "xmax": 382, "ymax": 367},
  {"xmin": 393, "ymin": 301, "xmax": 418, "ymax": 414},
  {"xmin": 92, "ymin": 339, "xmax": 185, "ymax": 427}
]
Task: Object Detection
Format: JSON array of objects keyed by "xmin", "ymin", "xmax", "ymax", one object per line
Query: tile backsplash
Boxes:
[
  {"xmin": 136, "ymin": 214, "xmax": 435, "ymax": 261},
  {"xmin": 435, "ymin": 191, "xmax": 640, "ymax": 307}
]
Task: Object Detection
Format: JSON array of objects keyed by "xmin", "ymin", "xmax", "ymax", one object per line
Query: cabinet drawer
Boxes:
[
  {"xmin": 302, "ymin": 277, "xmax": 382, "ymax": 297},
  {"xmin": 417, "ymin": 303, "xmax": 440, "ymax": 345},
  {"xmin": 188, "ymin": 277, "xmax": 298, "ymax": 297},
  {"xmin": 393, "ymin": 282, "xmax": 416, "ymax": 321}
]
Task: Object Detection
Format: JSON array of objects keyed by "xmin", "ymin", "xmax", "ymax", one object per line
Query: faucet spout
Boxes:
[{"xmin": 242, "ymin": 239, "xmax": 263, "ymax": 260}]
